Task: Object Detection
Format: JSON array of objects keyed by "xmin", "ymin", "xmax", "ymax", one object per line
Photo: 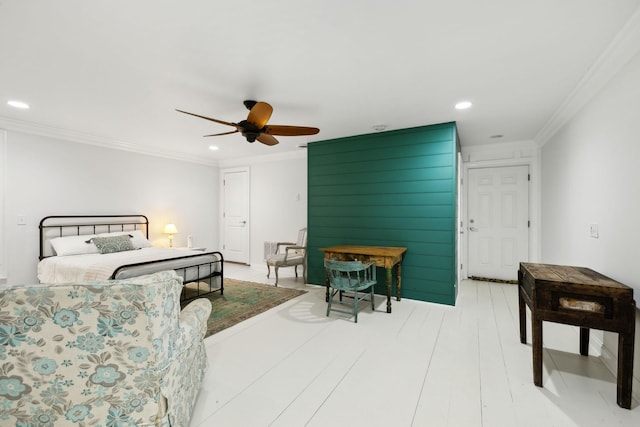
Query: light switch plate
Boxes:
[{"xmin": 590, "ymin": 223, "xmax": 599, "ymax": 238}]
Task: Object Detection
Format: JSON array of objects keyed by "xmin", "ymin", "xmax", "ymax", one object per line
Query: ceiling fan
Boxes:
[{"xmin": 176, "ymin": 100, "xmax": 319, "ymax": 146}]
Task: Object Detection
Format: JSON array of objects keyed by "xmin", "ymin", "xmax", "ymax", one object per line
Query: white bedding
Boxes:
[{"xmin": 37, "ymin": 247, "xmax": 218, "ymax": 283}]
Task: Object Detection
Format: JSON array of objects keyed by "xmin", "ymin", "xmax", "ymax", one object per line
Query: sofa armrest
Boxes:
[
  {"xmin": 179, "ymin": 298, "xmax": 212, "ymax": 345},
  {"xmin": 165, "ymin": 298, "xmax": 212, "ymax": 363},
  {"xmin": 159, "ymin": 298, "xmax": 212, "ymax": 425}
]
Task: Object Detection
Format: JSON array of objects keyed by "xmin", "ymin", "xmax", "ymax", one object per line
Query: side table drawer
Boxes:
[{"xmin": 536, "ymin": 289, "xmax": 613, "ymax": 318}]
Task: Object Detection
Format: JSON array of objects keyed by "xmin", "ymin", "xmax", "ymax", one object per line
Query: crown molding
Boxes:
[
  {"xmin": 217, "ymin": 147, "xmax": 306, "ymax": 168},
  {"xmin": 0, "ymin": 116, "xmax": 219, "ymax": 167},
  {"xmin": 535, "ymin": 7, "xmax": 640, "ymax": 146}
]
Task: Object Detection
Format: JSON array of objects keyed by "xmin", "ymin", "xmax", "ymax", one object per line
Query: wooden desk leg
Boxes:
[
  {"xmin": 617, "ymin": 328, "xmax": 635, "ymax": 409},
  {"xmin": 579, "ymin": 328, "xmax": 590, "ymax": 356},
  {"xmin": 532, "ymin": 316, "xmax": 543, "ymax": 387},
  {"xmin": 519, "ymin": 288, "xmax": 527, "ymax": 344},
  {"xmin": 396, "ymin": 263, "xmax": 402, "ymax": 301},
  {"xmin": 324, "ymin": 269, "xmax": 330, "ymax": 302},
  {"xmin": 385, "ymin": 267, "xmax": 392, "ymax": 313}
]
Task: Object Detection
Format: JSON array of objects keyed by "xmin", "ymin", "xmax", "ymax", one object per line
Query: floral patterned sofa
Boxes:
[{"xmin": 0, "ymin": 270, "xmax": 212, "ymax": 427}]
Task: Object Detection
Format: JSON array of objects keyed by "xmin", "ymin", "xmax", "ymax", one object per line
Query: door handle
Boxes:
[
  {"xmin": 469, "ymin": 227, "xmax": 479, "ymax": 232},
  {"xmin": 240, "ymin": 221, "xmax": 247, "ymax": 225}
]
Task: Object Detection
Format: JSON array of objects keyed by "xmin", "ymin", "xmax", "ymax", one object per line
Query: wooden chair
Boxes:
[
  {"xmin": 324, "ymin": 259, "xmax": 377, "ymax": 323},
  {"xmin": 266, "ymin": 228, "xmax": 307, "ymax": 286}
]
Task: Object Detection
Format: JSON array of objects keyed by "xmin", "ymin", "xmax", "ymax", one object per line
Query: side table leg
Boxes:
[
  {"xmin": 533, "ymin": 316, "xmax": 543, "ymax": 387},
  {"xmin": 519, "ymin": 288, "xmax": 527, "ymax": 344},
  {"xmin": 579, "ymin": 328, "xmax": 590, "ymax": 356},
  {"xmin": 617, "ymin": 329, "xmax": 635, "ymax": 409}
]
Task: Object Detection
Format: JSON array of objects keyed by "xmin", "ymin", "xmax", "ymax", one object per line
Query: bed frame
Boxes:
[{"xmin": 39, "ymin": 215, "xmax": 223, "ymax": 301}]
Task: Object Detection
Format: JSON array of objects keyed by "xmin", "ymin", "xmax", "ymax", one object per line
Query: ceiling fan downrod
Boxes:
[{"xmin": 243, "ymin": 100, "xmax": 257, "ymax": 110}]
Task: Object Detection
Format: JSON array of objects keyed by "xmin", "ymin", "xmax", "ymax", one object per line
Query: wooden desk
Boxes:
[
  {"xmin": 320, "ymin": 245, "xmax": 407, "ymax": 313},
  {"xmin": 518, "ymin": 262, "xmax": 636, "ymax": 409}
]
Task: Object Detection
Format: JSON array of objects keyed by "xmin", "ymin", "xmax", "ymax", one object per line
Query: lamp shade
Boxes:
[{"xmin": 163, "ymin": 223, "xmax": 178, "ymax": 234}]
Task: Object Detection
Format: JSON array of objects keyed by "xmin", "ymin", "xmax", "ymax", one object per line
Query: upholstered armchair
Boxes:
[
  {"xmin": 266, "ymin": 228, "xmax": 307, "ymax": 286},
  {"xmin": 0, "ymin": 270, "xmax": 211, "ymax": 427}
]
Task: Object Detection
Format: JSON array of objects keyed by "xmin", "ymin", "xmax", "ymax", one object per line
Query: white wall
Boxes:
[
  {"xmin": 220, "ymin": 151, "xmax": 308, "ymax": 269},
  {"xmin": 0, "ymin": 130, "xmax": 6, "ymax": 282},
  {"xmin": 541, "ymin": 51, "xmax": 640, "ymax": 289},
  {"xmin": 540, "ymin": 50, "xmax": 640, "ymax": 399},
  {"xmin": 3, "ymin": 131, "xmax": 219, "ymax": 284}
]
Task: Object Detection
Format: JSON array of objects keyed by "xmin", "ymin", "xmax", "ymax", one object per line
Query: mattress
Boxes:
[{"xmin": 37, "ymin": 247, "xmax": 221, "ymax": 284}]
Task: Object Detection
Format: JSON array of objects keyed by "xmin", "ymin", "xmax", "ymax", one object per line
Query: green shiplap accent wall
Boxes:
[{"xmin": 307, "ymin": 122, "xmax": 460, "ymax": 305}]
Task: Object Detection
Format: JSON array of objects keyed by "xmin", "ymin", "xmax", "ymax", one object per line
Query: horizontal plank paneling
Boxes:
[
  {"xmin": 310, "ymin": 166, "xmax": 454, "ymax": 185},
  {"xmin": 309, "ymin": 204, "xmax": 455, "ymax": 218},
  {"xmin": 308, "ymin": 122, "xmax": 459, "ymax": 305}
]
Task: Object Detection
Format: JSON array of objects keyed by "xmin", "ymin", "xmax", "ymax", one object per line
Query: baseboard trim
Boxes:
[{"xmin": 469, "ymin": 276, "xmax": 518, "ymax": 284}]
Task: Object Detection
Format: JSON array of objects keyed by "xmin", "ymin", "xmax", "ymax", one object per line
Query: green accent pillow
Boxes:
[{"xmin": 91, "ymin": 234, "xmax": 135, "ymax": 254}]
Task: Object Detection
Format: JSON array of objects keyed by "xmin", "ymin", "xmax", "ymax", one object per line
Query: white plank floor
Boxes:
[{"xmin": 189, "ymin": 263, "xmax": 640, "ymax": 427}]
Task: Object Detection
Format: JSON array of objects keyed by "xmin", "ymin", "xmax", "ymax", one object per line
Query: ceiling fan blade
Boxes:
[
  {"xmin": 204, "ymin": 130, "xmax": 239, "ymax": 137},
  {"xmin": 176, "ymin": 109, "xmax": 239, "ymax": 128},
  {"xmin": 264, "ymin": 125, "xmax": 320, "ymax": 136},
  {"xmin": 257, "ymin": 133, "xmax": 279, "ymax": 146},
  {"xmin": 246, "ymin": 102, "xmax": 273, "ymax": 128}
]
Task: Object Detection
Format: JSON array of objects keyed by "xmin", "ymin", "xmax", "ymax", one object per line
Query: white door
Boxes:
[
  {"xmin": 222, "ymin": 167, "xmax": 250, "ymax": 264},
  {"xmin": 467, "ymin": 165, "xmax": 529, "ymax": 281}
]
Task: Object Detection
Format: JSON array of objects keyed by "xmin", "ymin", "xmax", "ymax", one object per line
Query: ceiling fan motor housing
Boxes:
[
  {"xmin": 238, "ymin": 119, "xmax": 260, "ymax": 142},
  {"xmin": 244, "ymin": 133, "xmax": 257, "ymax": 142}
]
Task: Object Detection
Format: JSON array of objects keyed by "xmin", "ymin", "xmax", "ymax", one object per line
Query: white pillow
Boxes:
[
  {"xmin": 98, "ymin": 230, "xmax": 152, "ymax": 249},
  {"xmin": 50, "ymin": 234, "xmax": 99, "ymax": 256}
]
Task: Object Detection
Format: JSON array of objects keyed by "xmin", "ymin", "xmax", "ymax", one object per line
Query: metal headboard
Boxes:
[{"xmin": 39, "ymin": 215, "xmax": 149, "ymax": 260}]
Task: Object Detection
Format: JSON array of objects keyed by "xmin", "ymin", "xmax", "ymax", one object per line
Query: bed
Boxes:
[{"xmin": 38, "ymin": 215, "xmax": 223, "ymax": 301}]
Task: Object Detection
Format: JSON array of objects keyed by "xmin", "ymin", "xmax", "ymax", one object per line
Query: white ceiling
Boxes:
[{"xmin": 1, "ymin": 0, "xmax": 639, "ymax": 165}]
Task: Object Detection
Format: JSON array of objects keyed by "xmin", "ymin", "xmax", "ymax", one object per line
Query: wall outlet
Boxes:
[
  {"xmin": 17, "ymin": 215, "xmax": 26, "ymax": 226},
  {"xmin": 590, "ymin": 223, "xmax": 599, "ymax": 238}
]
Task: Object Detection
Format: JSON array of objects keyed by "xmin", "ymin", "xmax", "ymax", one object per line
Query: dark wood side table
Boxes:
[{"xmin": 518, "ymin": 262, "xmax": 636, "ymax": 409}]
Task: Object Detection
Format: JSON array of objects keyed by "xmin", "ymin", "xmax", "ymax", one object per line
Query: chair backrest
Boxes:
[
  {"xmin": 324, "ymin": 259, "xmax": 376, "ymax": 290},
  {"xmin": 295, "ymin": 228, "xmax": 307, "ymax": 256}
]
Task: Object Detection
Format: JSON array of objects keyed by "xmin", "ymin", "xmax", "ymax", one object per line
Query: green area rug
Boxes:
[{"xmin": 182, "ymin": 278, "xmax": 307, "ymax": 337}]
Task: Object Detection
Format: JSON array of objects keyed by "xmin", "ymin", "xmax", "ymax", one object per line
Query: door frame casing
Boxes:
[
  {"xmin": 461, "ymin": 142, "xmax": 540, "ymax": 280},
  {"xmin": 219, "ymin": 166, "xmax": 251, "ymax": 264}
]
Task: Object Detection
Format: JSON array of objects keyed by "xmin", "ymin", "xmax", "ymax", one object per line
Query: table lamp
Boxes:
[{"xmin": 163, "ymin": 223, "xmax": 179, "ymax": 247}]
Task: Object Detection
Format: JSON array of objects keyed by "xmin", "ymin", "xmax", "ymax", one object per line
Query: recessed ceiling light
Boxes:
[
  {"xmin": 372, "ymin": 124, "xmax": 387, "ymax": 132},
  {"xmin": 8, "ymin": 100, "xmax": 30, "ymax": 109},
  {"xmin": 490, "ymin": 134, "xmax": 504, "ymax": 139},
  {"xmin": 455, "ymin": 101, "xmax": 472, "ymax": 110},
  {"xmin": 208, "ymin": 145, "xmax": 219, "ymax": 151}
]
